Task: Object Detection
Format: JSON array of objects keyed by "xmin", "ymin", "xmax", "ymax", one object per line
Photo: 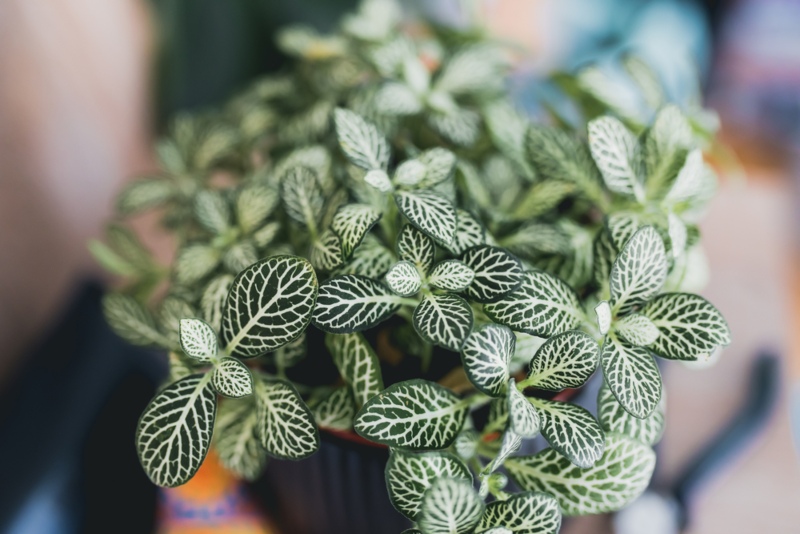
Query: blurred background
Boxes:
[{"xmin": 0, "ymin": 0, "xmax": 799, "ymax": 533}]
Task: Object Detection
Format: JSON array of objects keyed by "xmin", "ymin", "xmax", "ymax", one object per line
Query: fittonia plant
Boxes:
[{"xmin": 93, "ymin": 0, "xmax": 732, "ymax": 532}]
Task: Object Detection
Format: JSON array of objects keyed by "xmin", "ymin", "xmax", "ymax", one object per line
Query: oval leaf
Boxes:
[
  {"xmin": 479, "ymin": 491, "xmax": 562, "ymax": 534},
  {"xmin": 461, "ymin": 324, "xmax": 515, "ymax": 397},
  {"xmin": 413, "ymin": 293, "xmax": 474, "ymax": 351},
  {"xmin": 394, "ymin": 190, "xmax": 457, "ymax": 246},
  {"xmin": 507, "ymin": 383, "xmax": 540, "ymax": 438},
  {"xmin": 256, "ymin": 378, "xmax": 320, "ymax": 460},
  {"xmin": 331, "ymin": 203, "xmax": 382, "ymax": 258},
  {"xmin": 221, "ymin": 256, "xmax": 318, "ymax": 357},
  {"xmin": 354, "ymin": 379, "xmax": 468, "ymax": 449},
  {"xmin": 598, "ymin": 382, "xmax": 665, "ymax": 446},
  {"xmin": 179, "ymin": 318, "xmax": 218, "ymax": 362},
  {"xmin": 136, "ymin": 374, "xmax": 217, "ymax": 487},
  {"xmin": 214, "ymin": 397, "xmax": 268, "ymax": 481},
  {"xmin": 587, "ymin": 116, "xmax": 643, "ymax": 199},
  {"xmin": 526, "ymin": 330, "xmax": 599, "ymax": 391},
  {"xmin": 313, "ymin": 275, "xmax": 404, "ymax": 333},
  {"xmin": 212, "ymin": 357, "xmax": 254, "ymax": 398},
  {"xmin": 443, "ymin": 210, "xmax": 486, "ymax": 256},
  {"xmin": 428, "ymin": 260, "xmax": 474, "ymax": 292},
  {"xmin": 530, "ymin": 399, "xmax": 605, "ymax": 468},
  {"xmin": 385, "ymin": 260, "xmax": 422, "ymax": 296},
  {"xmin": 281, "ymin": 166, "xmax": 324, "ymax": 228},
  {"xmin": 397, "ymin": 224, "xmax": 435, "ymax": 274},
  {"xmin": 615, "ymin": 313, "xmax": 660, "ymax": 347},
  {"xmin": 325, "ymin": 332, "xmax": 384, "ymax": 407},
  {"xmin": 312, "ymin": 387, "xmax": 356, "ymax": 431},
  {"xmin": 610, "ymin": 226, "xmax": 667, "ymax": 314},
  {"xmin": 461, "ymin": 246, "xmax": 523, "ymax": 303},
  {"xmin": 601, "ymin": 337, "xmax": 662, "ymax": 419},
  {"xmin": 333, "ymin": 108, "xmax": 390, "ymax": 170},
  {"xmin": 418, "ymin": 477, "xmax": 485, "ymax": 534}
]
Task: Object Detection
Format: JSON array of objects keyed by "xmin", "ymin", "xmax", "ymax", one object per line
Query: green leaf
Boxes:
[
  {"xmin": 236, "ymin": 185, "xmax": 278, "ymax": 234},
  {"xmin": 500, "ymin": 222, "xmax": 571, "ymax": 258},
  {"xmin": 311, "ymin": 229, "xmax": 345, "ymax": 272},
  {"xmin": 505, "ymin": 433, "xmax": 656, "ymax": 516},
  {"xmin": 507, "ymin": 383, "xmax": 540, "ymax": 438},
  {"xmin": 428, "ymin": 260, "xmax": 474, "ymax": 292},
  {"xmin": 418, "ymin": 477, "xmax": 485, "ymax": 534},
  {"xmin": 417, "ymin": 148, "xmax": 457, "ymax": 188},
  {"xmin": 598, "ymin": 382, "xmax": 665, "ymax": 446},
  {"xmin": 175, "ymin": 245, "xmax": 222, "ymax": 285},
  {"xmin": 510, "ymin": 181, "xmax": 576, "ymax": 220},
  {"xmin": 194, "ymin": 190, "xmax": 231, "ymax": 235},
  {"xmin": 461, "ymin": 324, "xmax": 515, "ymax": 397},
  {"xmin": 398, "ymin": 224, "xmax": 435, "ymax": 274},
  {"xmin": 255, "ymin": 378, "xmax": 320, "ymax": 459},
  {"xmin": 530, "ymin": 399, "xmax": 605, "ymax": 468},
  {"xmin": 610, "ymin": 226, "xmax": 667, "ymax": 314},
  {"xmin": 413, "ymin": 293, "xmax": 474, "ymax": 351},
  {"xmin": 526, "ymin": 330, "xmax": 599, "ymax": 391},
  {"xmin": 334, "ymin": 108, "xmax": 390, "ymax": 170},
  {"xmin": 331, "ymin": 203, "xmax": 382, "ymax": 258},
  {"xmin": 461, "ymin": 246, "xmax": 523, "ymax": 303},
  {"xmin": 478, "ymin": 491, "xmax": 562, "ymax": 534},
  {"xmin": 212, "ymin": 357, "xmax": 254, "ymax": 398},
  {"xmin": 666, "ymin": 149, "xmax": 706, "ymax": 205},
  {"xmin": 335, "ymin": 236, "xmax": 395, "ymax": 278},
  {"xmin": 484, "ymin": 429, "xmax": 522, "ymax": 474},
  {"xmin": 252, "ymin": 221, "xmax": 282, "ymax": 249},
  {"xmin": 221, "ymin": 256, "xmax": 318, "ymax": 357},
  {"xmin": 594, "ymin": 300, "xmax": 611, "ymax": 336},
  {"xmin": 643, "ymin": 105, "xmax": 692, "ymax": 195},
  {"xmin": 667, "ymin": 212, "xmax": 687, "ymax": 258},
  {"xmin": 484, "ymin": 271, "xmax": 583, "ymax": 337},
  {"xmin": 281, "ymin": 166, "xmax": 324, "ymax": 228},
  {"xmin": 394, "ymin": 159, "xmax": 427, "ymax": 187},
  {"xmin": 222, "ymin": 241, "xmax": 258, "ymax": 274},
  {"xmin": 103, "ymin": 293, "xmax": 171, "ymax": 348},
  {"xmin": 354, "ymin": 379, "xmax": 468, "ymax": 449},
  {"xmin": 117, "ymin": 178, "xmax": 175, "ymax": 215},
  {"xmin": 395, "ymin": 190, "xmax": 457, "ymax": 246},
  {"xmin": 160, "ymin": 296, "xmax": 197, "ymax": 348},
  {"xmin": 385, "ymin": 260, "xmax": 422, "ymax": 296},
  {"xmin": 88, "ymin": 240, "xmax": 137, "ymax": 277},
  {"xmin": 312, "ymin": 386, "xmax": 356, "ymax": 431},
  {"xmin": 435, "ymin": 44, "xmax": 506, "ymax": 95},
  {"xmin": 214, "ymin": 396, "xmax": 268, "ymax": 481},
  {"xmin": 641, "ymin": 293, "xmax": 731, "ymax": 361},
  {"xmin": 615, "ymin": 313, "xmax": 660, "ymax": 346},
  {"xmin": 201, "ymin": 275, "xmax": 234, "ymax": 332},
  {"xmin": 428, "ymin": 107, "xmax": 481, "ymax": 147},
  {"xmin": 386, "ymin": 450, "xmax": 472, "ymax": 520},
  {"xmin": 313, "ymin": 275, "xmax": 404, "ymax": 333},
  {"xmin": 587, "ymin": 116, "xmax": 643, "ymax": 199},
  {"xmin": 326, "ymin": 332, "xmax": 385, "ymax": 407},
  {"xmin": 443, "ymin": 210, "xmax": 486, "ymax": 256},
  {"xmin": 484, "ymin": 100, "xmax": 535, "ymax": 180},
  {"xmin": 601, "ymin": 336, "xmax": 661, "ymax": 419},
  {"xmin": 273, "ymin": 332, "xmax": 306, "ymax": 370},
  {"xmin": 607, "ymin": 212, "xmax": 643, "ymax": 250},
  {"xmin": 622, "ymin": 54, "xmax": 665, "ymax": 110},
  {"xmin": 365, "ymin": 168, "xmax": 394, "ymax": 192},
  {"xmin": 179, "ymin": 318, "xmax": 218, "ymax": 362},
  {"xmin": 375, "ymin": 82, "xmax": 423, "ymax": 115},
  {"xmin": 136, "ymin": 374, "xmax": 217, "ymax": 487}
]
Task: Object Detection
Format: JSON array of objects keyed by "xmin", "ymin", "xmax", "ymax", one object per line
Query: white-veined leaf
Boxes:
[
  {"xmin": 179, "ymin": 318, "xmax": 218, "ymax": 362},
  {"xmin": 103, "ymin": 293, "xmax": 172, "ymax": 348},
  {"xmin": 354, "ymin": 379, "xmax": 468, "ymax": 449},
  {"xmin": 615, "ymin": 313, "xmax": 660, "ymax": 346},
  {"xmin": 413, "ymin": 293, "xmax": 474, "ymax": 351},
  {"xmin": 610, "ymin": 226, "xmax": 667, "ymax": 314},
  {"xmin": 607, "ymin": 212, "xmax": 643, "ymax": 250},
  {"xmin": 194, "ymin": 190, "xmax": 231, "ymax": 235},
  {"xmin": 385, "ymin": 260, "xmax": 422, "ymax": 296},
  {"xmin": 505, "ymin": 433, "xmax": 655, "ymax": 516},
  {"xmin": 221, "ymin": 256, "xmax": 318, "ymax": 357},
  {"xmin": 530, "ymin": 399, "xmax": 605, "ymax": 468},
  {"xmin": 507, "ymin": 382, "xmax": 540, "ymax": 438},
  {"xmin": 255, "ymin": 377, "xmax": 320, "ymax": 459},
  {"xmin": 595, "ymin": 301, "xmax": 611, "ymax": 336},
  {"xmin": 461, "ymin": 324, "xmax": 515, "ymax": 397},
  {"xmin": 665, "ymin": 149, "xmax": 704, "ymax": 204},
  {"xmin": 668, "ymin": 212, "xmax": 687, "ymax": 258},
  {"xmin": 160, "ymin": 296, "xmax": 196, "ymax": 348},
  {"xmin": 342, "ymin": 0, "xmax": 401, "ymax": 41},
  {"xmin": 334, "ymin": 108, "xmax": 390, "ymax": 170},
  {"xmin": 212, "ymin": 357, "xmax": 253, "ymax": 398},
  {"xmin": 365, "ymin": 169, "xmax": 393, "ymax": 192},
  {"xmin": 443, "ymin": 210, "xmax": 486, "ymax": 256},
  {"xmin": 397, "ymin": 224, "xmax": 435, "ymax": 273},
  {"xmin": 510, "ymin": 181, "xmax": 576, "ymax": 220},
  {"xmin": 526, "ymin": 330, "xmax": 599, "ymax": 391},
  {"xmin": 252, "ymin": 221, "xmax": 281, "ymax": 249},
  {"xmin": 311, "ymin": 229, "xmax": 345, "ymax": 271},
  {"xmin": 222, "ymin": 241, "xmax": 259, "ymax": 274},
  {"xmin": 418, "ymin": 477, "xmax": 485, "ymax": 534},
  {"xmin": 601, "ymin": 337, "xmax": 662, "ymax": 419},
  {"xmin": 175, "ymin": 245, "xmax": 222, "ymax": 285},
  {"xmin": 394, "ymin": 159, "xmax": 427, "ymax": 187},
  {"xmin": 427, "ymin": 107, "xmax": 481, "ymax": 147},
  {"xmin": 461, "ymin": 246, "xmax": 523, "ymax": 303},
  {"xmin": 312, "ymin": 386, "xmax": 356, "ymax": 431},
  {"xmin": 434, "ymin": 44, "xmax": 506, "ymax": 95},
  {"xmin": 428, "ymin": 260, "xmax": 474, "ymax": 292},
  {"xmin": 587, "ymin": 116, "xmax": 643, "ymax": 199},
  {"xmin": 335, "ymin": 236, "xmax": 395, "ymax": 278},
  {"xmin": 117, "ymin": 178, "xmax": 175, "ymax": 215},
  {"xmin": 641, "ymin": 293, "xmax": 730, "ymax": 361},
  {"xmin": 326, "ymin": 332, "xmax": 384, "ymax": 407},
  {"xmin": 136, "ymin": 374, "xmax": 217, "ymax": 487},
  {"xmin": 622, "ymin": 54, "xmax": 665, "ymax": 110},
  {"xmin": 500, "ymin": 222, "xmax": 571, "ymax": 258},
  {"xmin": 214, "ymin": 396, "xmax": 268, "ymax": 481},
  {"xmin": 375, "ymin": 82, "xmax": 423, "ymax": 115},
  {"xmin": 386, "ymin": 450, "xmax": 472, "ymax": 520},
  {"xmin": 484, "ymin": 429, "xmax": 522, "ymax": 475},
  {"xmin": 281, "ymin": 166, "xmax": 324, "ymax": 228},
  {"xmin": 236, "ymin": 185, "xmax": 278, "ymax": 233},
  {"xmin": 395, "ymin": 190, "xmax": 457, "ymax": 246},
  {"xmin": 272, "ymin": 332, "xmax": 306, "ymax": 370},
  {"xmin": 484, "ymin": 100, "xmax": 535, "ymax": 180},
  {"xmin": 598, "ymin": 382, "xmax": 665, "ymax": 446},
  {"xmin": 201, "ymin": 275, "xmax": 234, "ymax": 332},
  {"xmin": 478, "ymin": 491, "xmax": 562, "ymax": 534},
  {"xmin": 331, "ymin": 203, "xmax": 382, "ymax": 258},
  {"xmin": 313, "ymin": 275, "xmax": 405, "ymax": 333},
  {"xmin": 484, "ymin": 271, "xmax": 583, "ymax": 337},
  {"xmin": 643, "ymin": 105, "xmax": 692, "ymax": 195},
  {"xmin": 417, "ymin": 148, "xmax": 457, "ymax": 188}
]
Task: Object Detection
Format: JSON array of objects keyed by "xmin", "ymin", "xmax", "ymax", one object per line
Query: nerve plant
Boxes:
[{"xmin": 94, "ymin": 1, "xmax": 731, "ymax": 532}]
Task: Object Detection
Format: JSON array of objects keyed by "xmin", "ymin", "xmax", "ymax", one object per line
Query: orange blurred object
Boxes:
[{"xmin": 157, "ymin": 449, "xmax": 277, "ymax": 534}]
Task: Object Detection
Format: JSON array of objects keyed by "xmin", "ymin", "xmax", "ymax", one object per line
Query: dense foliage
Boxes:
[{"xmin": 94, "ymin": 1, "xmax": 731, "ymax": 532}]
